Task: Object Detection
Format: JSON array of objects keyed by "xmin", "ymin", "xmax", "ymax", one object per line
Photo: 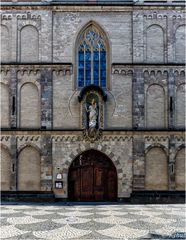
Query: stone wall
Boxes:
[
  {"xmin": 0, "ymin": 4, "xmax": 185, "ymax": 199},
  {"xmin": 0, "ymin": 131, "xmax": 185, "ymax": 198}
]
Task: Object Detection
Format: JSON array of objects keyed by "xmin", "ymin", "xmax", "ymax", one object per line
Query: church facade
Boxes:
[{"xmin": 0, "ymin": 0, "xmax": 185, "ymax": 202}]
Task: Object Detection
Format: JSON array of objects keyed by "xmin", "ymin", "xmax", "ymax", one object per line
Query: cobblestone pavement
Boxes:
[{"xmin": 0, "ymin": 203, "xmax": 185, "ymax": 239}]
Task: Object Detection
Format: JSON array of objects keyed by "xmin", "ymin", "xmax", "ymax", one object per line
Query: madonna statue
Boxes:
[{"xmin": 86, "ymin": 99, "xmax": 98, "ymax": 129}]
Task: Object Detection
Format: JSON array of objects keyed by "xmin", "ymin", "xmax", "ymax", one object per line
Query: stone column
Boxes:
[
  {"xmin": 41, "ymin": 134, "xmax": 53, "ymax": 191},
  {"xmin": 132, "ymin": 136, "xmax": 145, "ymax": 190},
  {"xmin": 132, "ymin": 12, "xmax": 144, "ymax": 63},
  {"xmin": 10, "ymin": 68, "xmax": 17, "ymax": 128},
  {"xmin": 168, "ymin": 69, "xmax": 175, "ymax": 129},
  {"xmin": 168, "ymin": 135, "xmax": 176, "ymax": 190},
  {"xmin": 10, "ymin": 135, "xmax": 17, "ymax": 190},
  {"xmin": 132, "ymin": 68, "xmax": 145, "ymax": 129},
  {"xmin": 11, "ymin": 15, "xmax": 17, "ymax": 62},
  {"xmin": 41, "ymin": 69, "xmax": 52, "ymax": 129}
]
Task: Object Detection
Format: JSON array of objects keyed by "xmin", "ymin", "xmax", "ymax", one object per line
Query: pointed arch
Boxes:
[{"xmin": 75, "ymin": 21, "xmax": 110, "ymax": 89}]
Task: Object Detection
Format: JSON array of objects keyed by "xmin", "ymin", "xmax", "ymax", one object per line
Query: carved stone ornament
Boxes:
[
  {"xmin": 83, "ymin": 129, "xmax": 102, "ymax": 143},
  {"xmin": 78, "ymin": 85, "xmax": 107, "ymax": 142}
]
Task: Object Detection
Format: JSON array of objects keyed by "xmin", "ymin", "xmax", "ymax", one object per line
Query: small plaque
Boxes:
[
  {"xmin": 55, "ymin": 181, "xmax": 63, "ymax": 189},
  {"xmin": 56, "ymin": 173, "xmax": 62, "ymax": 180}
]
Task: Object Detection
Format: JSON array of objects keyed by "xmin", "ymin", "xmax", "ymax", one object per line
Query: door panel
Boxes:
[
  {"xmin": 81, "ymin": 166, "xmax": 94, "ymax": 201},
  {"xmin": 68, "ymin": 150, "xmax": 117, "ymax": 201},
  {"xmin": 94, "ymin": 167, "xmax": 105, "ymax": 201}
]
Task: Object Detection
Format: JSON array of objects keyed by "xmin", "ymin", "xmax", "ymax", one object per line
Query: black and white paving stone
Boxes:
[{"xmin": 0, "ymin": 203, "xmax": 185, "ymax": 239}]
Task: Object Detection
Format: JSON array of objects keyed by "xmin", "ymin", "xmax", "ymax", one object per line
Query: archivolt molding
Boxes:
[{"xmin": 64, "ymin": 146, "xmax": 124, "ymax": 176}]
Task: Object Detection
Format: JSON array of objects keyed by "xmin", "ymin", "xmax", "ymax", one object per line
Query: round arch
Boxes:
[
  {"xmin": 145, "ymin": 146, "xmax": 168, "ymax": 190},
  {"xmin": 68, "ymin": 149, "xmax": 117, "ymax": 201}
]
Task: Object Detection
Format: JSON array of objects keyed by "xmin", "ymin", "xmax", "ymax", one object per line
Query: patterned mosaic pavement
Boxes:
[{"xmin": 0, "ymin": 203, "xmax": 185, "ymax": 239}]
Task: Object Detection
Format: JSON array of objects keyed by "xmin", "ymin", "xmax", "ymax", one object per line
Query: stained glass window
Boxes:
[{"xmin": 78, "ymin": 26, "xmax": 107, "ymax": 88}]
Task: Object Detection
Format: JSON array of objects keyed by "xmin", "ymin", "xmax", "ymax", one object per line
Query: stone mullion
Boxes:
[
  {"xmin": 10, "ymin": 135, "xmax": 17, "ymax": 191},
  {"xmin": 10, "ymin": 68, "xmax": 17, "ymax": 128},
  {"xmin": 132, "ymin": 136, "xmax": 145, "ymax": 190},
  {"xmin": 41, "ymin": 135, "xmax": 53, "ymax": 191},
  {"xmin": 41, "ymin": 69, "xmax": 52, "ymax": 129},
  {"xmin": 132, "ymin": 68, "xmax": 145, "ymax": 129}
]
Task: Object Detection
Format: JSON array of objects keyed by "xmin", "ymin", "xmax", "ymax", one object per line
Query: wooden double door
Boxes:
[{"xmin": 68, "ymin": 150, "xmax": 117, "ymax": 201}]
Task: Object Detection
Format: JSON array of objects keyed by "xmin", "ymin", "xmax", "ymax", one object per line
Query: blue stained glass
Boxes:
[
  {"xmin": 101, "ymin": 79, "xmax": 106, "ymax": 87},
  {"xmin": 79, "ymin": 51, "xmax": 84, "ymax": 61},
  {"xmin": 79, "ymin": 61, "xmax": 84, "ymax": 69},
  {"xmin": 94, "ymin": 70, "xmax": 99, "ymax": 86},
  {"xmin": 94, "ymin": 51, "xmax": 99, "ymax": 61},
  {"xmin": 78, "ymin": 29, "xmax": 107, "ymax": 88},
  {"xmin": 85, "ymin": 51, "xmax": 91, "ymax": 61},
  {"xmin": 101, "ymin": 70, "xmax": 106, "ymax": 78},
  {"xmin": 100, "ymin": 51, "xmax": 106, "ymax": 61},
  {"xmin": 93, "ymin": 51, "xmax": 99, "ymax": 85},
  {"xmin": 86, "ymin": 61, "xmax": 91, "ymax": 68}
]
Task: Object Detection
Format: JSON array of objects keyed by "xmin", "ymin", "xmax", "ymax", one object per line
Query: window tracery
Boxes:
[{"xmin": 78, "ymin": 25, "xmax": 107, "ymax": 88}]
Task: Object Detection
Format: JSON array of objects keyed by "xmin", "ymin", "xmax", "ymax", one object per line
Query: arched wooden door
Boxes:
[{"xmin": 68, "ymin": 150, "xmax": 117, "ymax": 201}]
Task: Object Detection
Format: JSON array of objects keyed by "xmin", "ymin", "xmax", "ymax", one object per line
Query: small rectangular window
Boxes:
[
  {"xmin": 170, "ymin": 97, "xmax": 173, "ymax": 112},
  {"xmin": 12, "ymin": 163, "xmax": 15, "ymax": 173},
  {"xmin": 12, "ymin": 96, "xmax": 15, "ymax": 115}
]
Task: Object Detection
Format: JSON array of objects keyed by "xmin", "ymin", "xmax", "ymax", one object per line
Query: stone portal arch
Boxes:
[{"xmin": 68, "ymin": 149, "xmax": 117, "ymax": 201}]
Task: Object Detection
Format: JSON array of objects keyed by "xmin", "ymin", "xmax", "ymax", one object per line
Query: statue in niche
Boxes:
[{"xmin": 86, "ymin": 98, "xmax": 98, "ymax": 129}]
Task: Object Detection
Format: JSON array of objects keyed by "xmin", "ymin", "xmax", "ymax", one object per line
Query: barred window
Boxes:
[{"xmin": 78, "ymin": 25, "xmax": 107, "ymax": 88}]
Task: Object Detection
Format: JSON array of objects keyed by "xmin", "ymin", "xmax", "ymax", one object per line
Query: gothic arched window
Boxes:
[{"xmin": 78, "ymin": 24, "xmax": 107, "ymax": 88}]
